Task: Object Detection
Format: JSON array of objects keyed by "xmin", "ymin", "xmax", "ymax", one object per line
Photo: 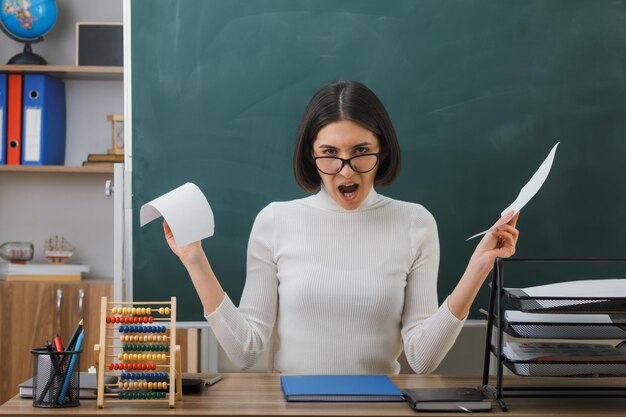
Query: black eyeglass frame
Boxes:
[{"xmin": 312, "ymin": 153, "xmax": 380, "ymax": 175}]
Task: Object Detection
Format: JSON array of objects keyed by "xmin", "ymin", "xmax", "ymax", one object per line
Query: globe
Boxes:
[{"xmin": 0, "ymin": 0, "xmax": 58, "ymax": 64}]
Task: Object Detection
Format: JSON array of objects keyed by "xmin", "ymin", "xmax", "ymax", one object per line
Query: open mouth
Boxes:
[{"xmin": 338, "ymin": 183, "xmax": 359, "ymax": 198}]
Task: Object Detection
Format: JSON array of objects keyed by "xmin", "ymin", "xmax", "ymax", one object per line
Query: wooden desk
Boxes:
[{"xmin": 1, "ymin": 373, "xmax": 626, "ymax": 416}]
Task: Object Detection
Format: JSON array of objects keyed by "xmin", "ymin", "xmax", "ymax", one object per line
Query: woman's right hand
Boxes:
[
  {"xmin": 163, "ymin": 220, "xmax": 225, "ymax": 314},
  {"xmin": 163, "ymin": 220, "xmax": 203, "ymax": 262}
]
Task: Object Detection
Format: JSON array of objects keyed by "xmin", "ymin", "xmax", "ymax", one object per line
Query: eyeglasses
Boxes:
[{"xmin": 313, "ymin": 153, "xmax": 379, "ymax": 175}]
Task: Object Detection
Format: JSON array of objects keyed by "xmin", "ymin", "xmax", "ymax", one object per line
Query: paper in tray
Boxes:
[
  {"xmin": 504, "ymin": 311, "xmax": 626, "ymax": 339},
  {"xmin": 502, "ymin": 342, "xmax": 626, "ymax": 376},
  {"xmin": 504, "ymin": 360, "xmax": 626, "ymax": 377},
  {"xmin": 505, "ymin": 288, "xmax": 626, "ymax": 314}
]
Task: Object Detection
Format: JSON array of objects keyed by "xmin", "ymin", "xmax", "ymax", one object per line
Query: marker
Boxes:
[{"xmin": 53, "ymin": 334, "xmax": 63, "ymax": 355}]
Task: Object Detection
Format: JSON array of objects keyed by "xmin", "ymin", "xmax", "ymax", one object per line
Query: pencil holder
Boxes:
[{"xmin": 31, "ymin": 347, "xmax": 81, "ymax": 408}]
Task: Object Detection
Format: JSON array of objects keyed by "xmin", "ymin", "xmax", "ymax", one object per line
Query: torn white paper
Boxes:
[
  {"xmin": 466, "ymin": 142, "xmax": 560, "ymax": 241},
  {"xmin": 140, "ymin": 183, "xmax": 214, "ymax": 246}
]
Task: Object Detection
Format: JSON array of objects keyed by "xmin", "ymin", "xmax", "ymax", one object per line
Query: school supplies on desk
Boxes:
[
  {"xmin": 180, "ymin": 372, "xmax": 223, "ymax": 392},
  {"xmin": 403, "ymin": 387, "xmax": 492, "ymax": 412},
  {"xmin": 31, "ymin": 343, "xmax": 81, "ymax": 408},
  {"xmin": 35, "ymin": 341, "xmax": 64, "ymax": 404},
  {"xmin": 280, "ymin": 375, "xmax": 404, "ymax": 402},
  {"xmin": 66, "ymin": 319, "xmax": 84, "ymax": 352},
  {"xmin": 53, "ymin": 334, "xmax": 63, "ymax": 355},
  {"xmin": 95, "ymin": 297, "xmax": 183, "ymax": 408},
  {"xmin": 57, "ymin": 329, "xmax": 84, "ymax": 405},
  {"xmin": 20, "ymin": 372, "xmax": 117, "ymax": 399}
]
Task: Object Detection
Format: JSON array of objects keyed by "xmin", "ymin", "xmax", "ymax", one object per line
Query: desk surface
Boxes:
[{"xmin": 1, "ymin": 373, "xmax": 626, "ymax": 416}]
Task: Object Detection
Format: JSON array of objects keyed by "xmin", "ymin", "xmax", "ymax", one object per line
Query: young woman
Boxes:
[{"xmin": 164, "ymin": 80, "xmax": 519, "ymax": 374}]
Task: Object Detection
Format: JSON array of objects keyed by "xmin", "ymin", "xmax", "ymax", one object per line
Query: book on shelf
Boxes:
[
  {"xmin": 86, "ymin": 153, "xmax": 124, "ymax": 162},
  {"xmin": 0, "ymin": 262, "xmax": 89, "ymax": 282},
  {"xmin": 403, "ymin": 387, "xmax": 492, "ymax": 412},
  {"xmin": 81, "ymin": 152, "xmax": 124, "ymax": 167},
  {"xmin": 82, "ymin": 161, "xmax": 113, "ymax": 167},
  {"xmin": 1, "ymin": 274, "xmax": 81, "ymax": 282}
]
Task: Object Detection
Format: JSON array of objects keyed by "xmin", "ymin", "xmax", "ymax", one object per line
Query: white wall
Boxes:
[{"xmin": 0, "ymin": 172, "xmax": 114, "ymax": 277}]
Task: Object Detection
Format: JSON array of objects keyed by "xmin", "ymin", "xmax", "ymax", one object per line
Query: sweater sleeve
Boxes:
[
  {"xmin": 401, "ymin": 207, "xmax": 465, "ymax": 374},
  {"xmin": 204, "ymin": 204, "xmax": 278, "ymax": 370}
]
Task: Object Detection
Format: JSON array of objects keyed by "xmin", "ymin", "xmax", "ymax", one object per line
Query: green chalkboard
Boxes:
[{"xmin": 131, "ymin": 0, "xmax": 626, "ymax": 322}]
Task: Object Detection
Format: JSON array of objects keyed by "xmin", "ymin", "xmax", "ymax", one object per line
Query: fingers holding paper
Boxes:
[
  {"xmin": 163, "ymin": 220, "xmax": 177, "ymax": 251},
  {"xmin": 163, "ymin": 220, "xmax": 202, "ymax": 261},
  {"xmin": 475, "ymin": 211, "xmax": 520, "ymax": 262}
]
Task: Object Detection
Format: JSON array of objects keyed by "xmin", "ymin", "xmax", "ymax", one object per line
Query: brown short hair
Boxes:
[{"xmin": 293, "ymin": 80, "xmax": 401, "ymax": 192}]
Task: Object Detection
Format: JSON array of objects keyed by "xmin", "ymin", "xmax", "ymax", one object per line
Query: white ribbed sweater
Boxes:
[{"xmin": 204, "ymin": 187, "xmax": 465, "ymax": 374}]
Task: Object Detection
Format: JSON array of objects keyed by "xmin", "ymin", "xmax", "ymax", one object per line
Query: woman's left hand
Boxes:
[
  {"xmin": 470, "ymin": 211, "xmax": 520, "ymax": 271},
  {"xmin": 448, "ymin": 211, "xmax": 520, "ymax": 319}
]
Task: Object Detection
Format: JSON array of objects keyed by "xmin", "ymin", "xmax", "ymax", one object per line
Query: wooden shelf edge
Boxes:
[
  {"xmin": 0, "ymin": 165, "xmax": 115, "ymax": 174},
  {"xmin": 0, "ymin": 65, "xmax": 123, "ymax": 81}
]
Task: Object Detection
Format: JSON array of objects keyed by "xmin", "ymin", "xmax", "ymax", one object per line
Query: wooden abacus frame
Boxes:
[{"xmin": 94, "ymin": 297, "xmax": 182, "ymax": 408}]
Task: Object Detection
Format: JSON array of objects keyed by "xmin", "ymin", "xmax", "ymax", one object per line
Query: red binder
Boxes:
[{"xmin": 7, "ymin": 73, "xmax": 23, "ymax": 165}]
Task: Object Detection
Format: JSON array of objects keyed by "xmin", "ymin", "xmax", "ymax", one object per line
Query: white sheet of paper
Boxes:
[
  {"xmin": 466, "ymin": 142, "xmax": 559, "ymax": 241},
  {"xmin": 521, "ymin": 278, "xmax": 626, "ymax": 309},
  {"xmin": 505, "ymin": 310, "xmax": 613, "ymax": 324},
  {"xmin": 523, "ymin": 279, "xmax": 626, "ymax": 298},
  {"xmin": 140, "ymin": 182, "xmax": 214, "ymax": 246}
]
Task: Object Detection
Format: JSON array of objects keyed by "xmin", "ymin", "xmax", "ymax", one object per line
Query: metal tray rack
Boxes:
[{"xmin": 480, "ymin": 257, "xmax": 626, "ymax": 411}]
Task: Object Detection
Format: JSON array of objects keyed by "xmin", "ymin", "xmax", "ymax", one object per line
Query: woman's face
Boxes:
[{"xmin": 312, "ymin": 120, "xmax": 380, "ymax": 210}]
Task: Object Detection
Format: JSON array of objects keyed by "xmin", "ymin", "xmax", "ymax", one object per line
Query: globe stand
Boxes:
[
  {"xmin": 0, "ymin": 23, "xmax": 47, "ymax": 65},
  {"xmin": 7, "ymin": 41, "xmax": 48, "ymax": 65}
]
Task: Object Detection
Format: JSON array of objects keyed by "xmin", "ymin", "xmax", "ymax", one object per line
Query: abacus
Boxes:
[{"xmin": 94, "ymin": 297, "xmax": 182, "ymax": 408}]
